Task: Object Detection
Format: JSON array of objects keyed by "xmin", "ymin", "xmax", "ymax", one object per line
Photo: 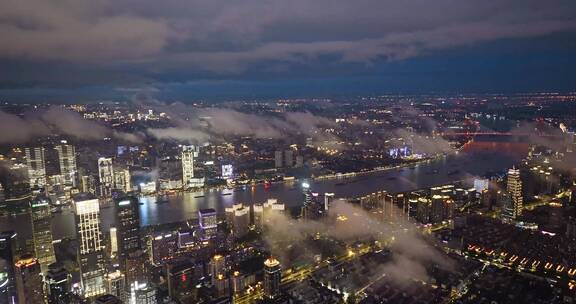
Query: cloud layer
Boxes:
[
  {"xmin": 1, "ymin": 0, "xmax": 575, "ymax": 88},
  {"xmin": 0, "ymin": 106, "xmax": 142, "ymax": 144},
  {"xmin": 262, "ymin": 199, "xmax": 453, "ymax": 285},
  {"xmin": 146, "ymin": 103, "xmax": 335, "ymax": 143}
]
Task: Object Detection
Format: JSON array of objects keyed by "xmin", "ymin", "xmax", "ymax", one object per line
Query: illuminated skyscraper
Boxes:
[
  {"xmin": 55, "ymin": 142, "xmax": 78, "ymax": 188},
  {"xmin": 135, "ymin": 284, "xmax": 157, "ymax": 304},
  {"xmin": 14, "ymin": 254, "xmax": 45, "ymax": 304},
  {"xmin": 45, "ymin": 263, "xmax": 71, "ymax": 304},
  {"xmin": 182, "ymin": 145, "xmax": 204, "ymax": 188},
  {"xmin": 113, "ymin": 167, "xmax": 131, "ymax": 193},
  {"xmin": 0, "ymin": 231, "xmax": 17, "ymax": 303},
  {"xmin": 253, "ymin": 204, "xmax": 264, "ymax": 231},
  {"xmin": 114, "ymin": 196, "xmax": 143, "ymax": 289},
  {"xmin": 109, "ymin": 227, "xmax": 118, "ymax": 258},
  {"xmin": 198, "ymin": 208, "xmax": 217, "ymax": 240},
  {"xmin": 25, "ymin": 147, "xmax": 47, "ymax": 188},
  {"xmin": 30, "ymin": 196, "xmax": 56, "ymax": 274},
  {"xmin": 98, "ymin": 158, "xmax": 114, "ymax": 197},
  {"xmin": 104, "ymin": 270, "xmax": 126, "ymax": 303},
  {"xmin": 233, "ymin": 207, "xmax": 250, "ymax": 237},
  {"xmin": 324, "ymin": 192, "xmax": 335, "ymax": 211},
  {"xmin": 166, "ymin": 260, "xmax": 197, "ymax": 303},
  {"xmin": 73, "ymin": 194, "xmax": 105, "ymax": 298},
  {"xmin": 263, "ymin": 257, "xmax": 281, "ymax": 299},
  {"xmin": 115, "ymin": 197, "xmax": 141, "ymax": 258},
  {"xmin": 507, "ymin": 167, "xmax": 523, "ymax": 219}
]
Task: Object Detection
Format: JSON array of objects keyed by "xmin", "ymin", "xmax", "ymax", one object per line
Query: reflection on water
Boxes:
[{"xmin": 1, "ymin": 148, "xmax": 522, "ymax": 242}]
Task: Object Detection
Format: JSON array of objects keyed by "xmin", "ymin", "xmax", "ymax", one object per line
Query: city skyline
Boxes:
[{"xmin": 0, "ymin": 1, "xmax": 576, "ymax": 303}]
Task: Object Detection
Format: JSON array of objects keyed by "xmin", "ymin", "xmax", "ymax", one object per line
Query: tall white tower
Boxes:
[
  {"xmin": 507, "ymin": 167, "xmax": 523, "ymax": 218},
  {"xmin": 25, "ymin": 147, "xmax": 46, "ymax": 188},
  {"xmin": 73, "ymin": 194, "xmax": 105, "ymax": 297},
  {"xmin": 182, "ymin": 145, "xmax": 203, "ymax": 188},
  {"xmin": 98, "ymin": 157, "xmax": 114, "ymax": 196},
  {"xmin": 56, "ymin": 142, "xmax": 78, "ymax": 188}
]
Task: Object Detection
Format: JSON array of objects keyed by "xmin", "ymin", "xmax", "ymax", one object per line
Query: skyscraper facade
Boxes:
[
  {"xmin": 25, "ymin": 147, "xmax": 46, "ymax": 188},
  {"xmin": 198, "ymin": 208, "xmax": 217, "ymax": 240},
  {"xmin": 104, "ymin": 270, "xmax": 126, "ymax": 303},
  {"xmin": 46, "ymin": 263, "xmax": 72, "ymax": 304},
  {"xmin": 30, "ymin": 196, "xmax": 56, "ymax": 274},
  {"xmin": 14, "ymin": 254, "xmax": 45, "ymax": 304},
  {"xmin": 0, "ymin": 231, "xmax": 17, "ymax": 303},
  {"xmin": 507, "ymin": 167, "xmax": 523, "ymax": 219},
  {"xmin": 182, "ymin": 145, "xmax": 203, "ymax": 188},
  {"xmin": 74, "ymin": 194, "xmax": 106, "ymax": 297},
  {"xmin": 55, "ymin": 143, "xmax": 78, "ymax": 188},
  {"xmin": 115, "ymin": 197, "xmax": 141, "ymax": 258},
  {"xmin": 263, "ymin": 257, "xmax": 281, "ymax": 299},
  {"xmin": 97, "ymin": 158, "xmax": 114, "ymax": 197}
]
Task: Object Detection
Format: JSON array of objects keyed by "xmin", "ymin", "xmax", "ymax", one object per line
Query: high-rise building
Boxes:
[
  {"xmin": 134, "ymin": 284, "xmax": 156, "ymax": 304},
  {"xmin": 0, "ymin": 231, "xmax": 17, "ymax": 303},
  {"xmin": 14, "ymin": 254, "xmax": 45, "ymax": 304},
  {"xmin": 115, "ymin": 197, "xmax": 141, "ymax": 259},
  {"xmin": 263, "ymin": 199, "xmax": 285, "ymax": 215},
  {"xmin": 274, "ymin": 151, "xmax": 283, "ymax": 168},
  {"xmin": 46, "ymin": 263, "xmax": 71, "ymax": 304},
  {"xmin": 225, "ymin": 203, "xmax": 243, "ymax": 227},
  {"xmin": 253, "ymin": 204, "xmax": 264, "ymax": 231},
  {"xmin": 198, "ymin": 208, "xmax": 217, "ymax": 240},
  {"xmin": 80, "ymin": 175, "xmax": 97, "ymax": 194},
  {"xmin": 431, "ymin": 195, "xmax": 454, "ymax": 223},
  {"xmin": 73, "ymin": 194, "xmax": 105, "ymax": 298},
  {"xmin": 301, "ymin": 185, "xmax": 324, "ymax": 220},
  {"xmin": 263, "ymin": 257, "xmax": 281, "ymax": 299},
  {"xmin": 233, "ymin": 206, "xmax": 250, "ymax": 237},
  {"xmin": 166, "ymin": 260, "xmax": 197, "ymax": 303},
  {"xmin": 231, "ymin": 271, "xmax": 246, "ymax": 294},
  {"xmin": 324, "ymin": 193, "xmax": 335, "ymax": 211},
  {"xmin": 55, "ymin": 142, "xmax": 78, "ymax": 188},
  {"xmin": 182, "ymin": 145, "xmax": 204, "ymax": 188},
  {"xmin": 209, "ymin": 254, "xmax": 226, "ymax": 284},
  {"xmin": 0, "ymin": 184, "xmax": 4, "ymax": 207},
  {"xmin": 115, "ymin": 196, "xmax": 143, "ymax": 289},
  {"xmin": 148, "ymin": 232, "xmax": 177, "ymax": 266},
  {"xmin": 109, "ymin": 227, "xmax": 118, "ymax": 258},
  {"xmin": 124, "ymin": 250, "xmax": 148, "ymax": 289},
  {"xmin": 30, "ymin": 196, "xmax": 56, "ymax": 274},
  {"xmin": 98, "ymin": 158, "xmax": 114, "ymax": 197},
  {"xmin": 431, "ymin": 195, "xmax": 445, "ymax": 224},
  {"xmin": 104, "ymin": 270, "xmax": 126, "ymax": 303},
  {"xmin": 113, "ymin": 168, "xmax": 131, "ymax": 193},
  {"xmin": 25, "ymin": 147, "xmax": 47, "ymax": 188},
  {"xmin": 284, "ymin": 150, "xmax": 293, "ymax": 168},
  {"xmin": 507, "ymin": 167, "xmax": 523, "ymax": 219},
  {"xmin": 214, "ymin": 274, "xmax": 229, "ymax": 298}
]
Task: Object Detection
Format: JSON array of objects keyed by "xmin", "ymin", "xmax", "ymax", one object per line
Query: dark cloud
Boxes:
[
  {"xmin": 0, "ymin": 106, "xmax": 142, "ymax": 144},
  {"xmin": 146, "ymin": 103, "xmax": 335, "ymax": 143},
  {"xmin": 262, "ymin": 199, "xmax": 454, "ymax": 284},
  {"xmin": 0, "ymin": 0, "xmax": 575, "ymax": 90}
]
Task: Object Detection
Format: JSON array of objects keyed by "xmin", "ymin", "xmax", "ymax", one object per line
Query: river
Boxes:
[{"xmin": 0, "ymin": 140, "xmax": 525, "ymax": 245}]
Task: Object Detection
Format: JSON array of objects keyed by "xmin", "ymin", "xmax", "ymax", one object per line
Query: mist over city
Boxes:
[{"xmin": 1, "ymin": 1, "xmax": 576, "ymax": 304}]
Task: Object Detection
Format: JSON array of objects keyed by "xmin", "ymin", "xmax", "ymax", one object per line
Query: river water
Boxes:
[{"xmin": 1, "ymin": 141, "xmax": 524, "ymax": 244}]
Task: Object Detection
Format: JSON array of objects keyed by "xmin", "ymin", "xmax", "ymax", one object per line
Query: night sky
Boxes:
[{"xmin": 1, "ymin": 0, "xmax": 576, "ymax": 102}]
